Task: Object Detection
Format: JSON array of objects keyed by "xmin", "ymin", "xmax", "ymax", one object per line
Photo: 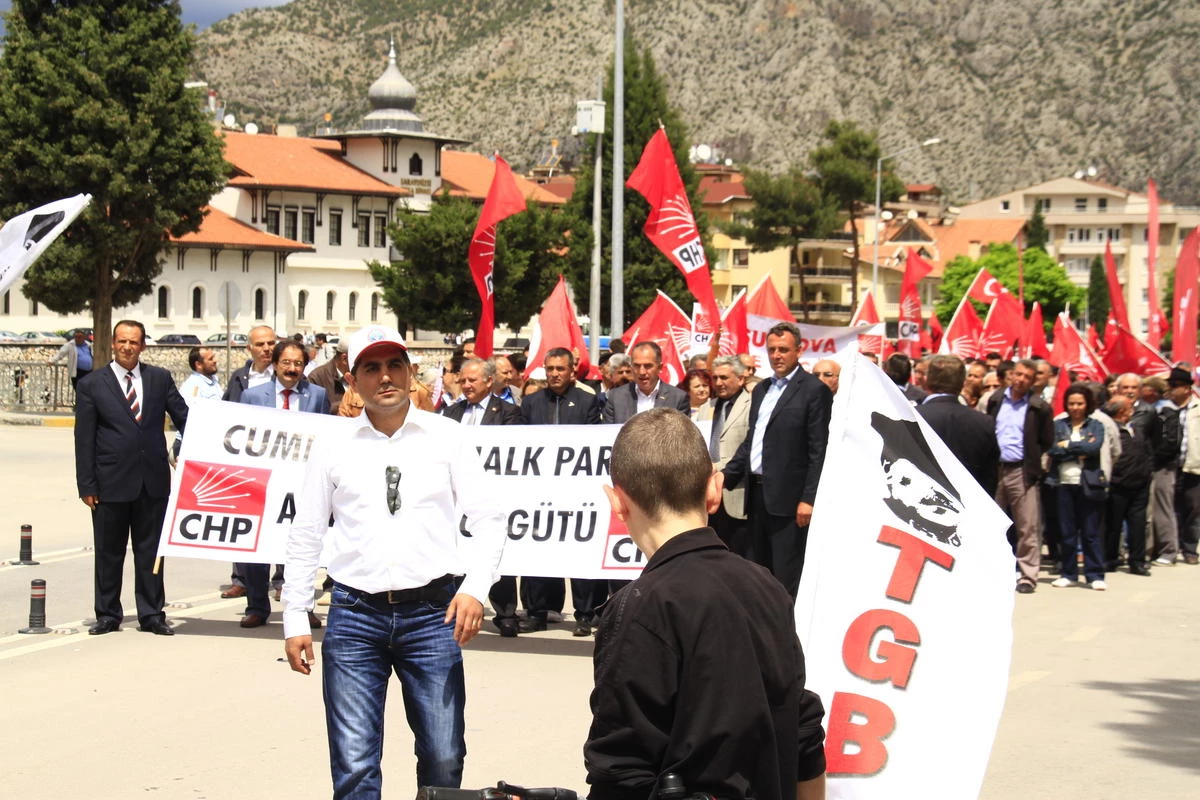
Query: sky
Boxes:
[{"xmin": 0, "ymin": 1, "xmax": 292, "ymax": 33}]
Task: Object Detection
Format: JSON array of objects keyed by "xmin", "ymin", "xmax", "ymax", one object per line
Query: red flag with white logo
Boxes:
[
  {"xmin": 1050, "ymin": 314, "xmax": 1108, "ymax": 384},
  {"xmin": 939, "ymin": 297, "xmax": 983, "ymax": 359},
  {"xmin": 927, "ymin": 313, "xmax": 944, "ymax": 353},
  {"xmin": 978, "ymin": 295, "xmax": 1024, "ymax": 360},
  {"xmin": 852, "ymin": 289, "xmax": 884, "ymax": 356},
  {"xmin": 523, "ymin": 275, "xmax": 594, "ymax": 380},
  {"xmin": 1104, "ymin": 322, "xmax": 1173, "ymax": 377},
  {"xmin": 624, "ymin": 290, "xmax": 690, "ymax": 386},
  {"xmin": 747, "ymin": 274, "xmax": 795, "ymax": 320},
  {"xmin": 1172, "ymin": 226, "xmax": 1200, "ymax": 364},
  {"xmin": 626, "ymin": 128, "xmax": 720, "ymax": 325},
  {"xmin": 468, "ymin": 155, "xmax": 526, "ymax": 359},
  {"xmin": 897, "ymin": 248, "xmax": 932, "ymax": 357}
]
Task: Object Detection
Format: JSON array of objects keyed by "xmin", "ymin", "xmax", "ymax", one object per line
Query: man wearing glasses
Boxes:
[{"xmin": 283, "ymin": 325, "xmax": 504, "ymax": 800}]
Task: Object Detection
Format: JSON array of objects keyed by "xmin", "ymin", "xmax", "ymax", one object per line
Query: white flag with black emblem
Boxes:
[{"xmin": 0, "ymin": 193, "xmax": 92, "ymax": 297}]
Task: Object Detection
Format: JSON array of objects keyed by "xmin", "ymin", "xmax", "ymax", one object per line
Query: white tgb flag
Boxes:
[
  {"xmin": 0, "ymin": 193, "xmax": 93, "ymax": 297},
  {"xmin": 796, "ymin": 356, "xmax": 1014, "ymax": 800}
]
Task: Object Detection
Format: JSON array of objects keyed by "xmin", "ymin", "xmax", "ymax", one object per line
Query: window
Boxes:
[
  {"xmin": 265, "ymin": 207, "xmax": 280, "ymax": 235},
  {"xmin": 284, "ymin": 209, "xmax": 298, "ymax": 241},
  {"xmin": 348, "ymin": 291, "xmax": 358, "ymax": 322},
  {"xmin": 1141, "ymin": 319, "xmax": 1149, "ymax": 335},
  {"xmin": 297, "ymin": 290, "xmax": 308, "ymax": 320},
  {"xmin": 1108, "ymin": 228, "xmax": 1121, "ymax": 242},
  {"xmin": 157, "ymin": 286, "xmax": 169, "ymax": 319},
  {"xmin": 1096, "ymin": 228, "xmax": 1106, "ymax": 243},
  {"xmin": 357, "ymin": 214, "xmax": 371, "ymax": 246},
  {"xmin": 329, "ymin": 210, "xmax": 342, "ymax": 246},
  {"xmin": 732, "ymin": 248, "xmax": 750, "ymax": 267},
  {"xmin": 1065, "ymin": 258, "xmax": 1090, "ymax": 275},
  {"xmin": 301, "ymin": 209, "xmax": 316, "ymax": 244},
  {"xmin": 1097, "ymin": 198, "xmax": 1108, "ymax": 213},
  {"xmin": 374, "ymin": 214, "xmax": 388, "ymax": 248},
  {"xmin": 1142, "ymin": 289, "xmax": 1149, "ymax": 303},
  {"xmin": 191, "ymin": 286, "xmax": 204, "ymax": 319},
  {"xmin": 1067, "ymin": 228, "xmax": 1092, "ymax": 243},
  {"xmin": 371, "ymin": 293, "xmax": 380, "ymax": 322},
  {"xmin": 409, "ymin": 152, "xmax": 423, "ymax": 176},
  {"xmin": 1037, "ymin": 198, "xmax": 1051, "ymax": 212},
  {"xmin": 1074, "ymin": 197, "xmax": 1087, "ymax": 212},
  {"xmin": 1000, "ymin": 200, "xmax": 1010, "ymax": 212},
  {"xmin": 254, "ymin": 288, "xmax": 266, "ymax": 320},
  {"xmin": 326, "ymin": 291, "xmax": 335, "ymax": 321}
]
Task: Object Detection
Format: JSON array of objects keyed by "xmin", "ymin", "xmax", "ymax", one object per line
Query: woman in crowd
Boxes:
[
  {"xmin": 679, "ymin": 368, "xmax": 713, "ymax": 421},
  {"xmin": 1047, "ymin": 383, "xmax": 1108, "ymax": 590}
]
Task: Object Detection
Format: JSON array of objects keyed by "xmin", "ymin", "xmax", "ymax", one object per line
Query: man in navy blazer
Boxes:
[
  {"xmin": 723, "ymin": 323, "xmax": 832, "ymax": 598},
  {"xmin": 602, "ymin": 342, "xmax": 690, "ymax": 424},
  {"xmin": 75, "ymin": 320, "xmax": 188, "ymax": 636},
  {"xmin": 239, "ymin": 339, "xmax": 329, "ymax": 628}
]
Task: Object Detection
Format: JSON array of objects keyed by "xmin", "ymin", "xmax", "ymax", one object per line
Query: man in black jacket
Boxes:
[
  {"xmin": 222, "ymin": 324, "xmax": 277, "ymax": 403},
  {"xmin": 586, "ymin": 408, "xmax": 826, "ymax": 800},
  {"xmin": 1102, "ymin": 396, "xmax": 1153, "ymax": 575},
  {"xmin": 917, "ymin": 355, "xmax": 999, "ymax": 495},
  {"xmin": 723, "ymin": 323, "xmax": 832, "ymax": 598}
]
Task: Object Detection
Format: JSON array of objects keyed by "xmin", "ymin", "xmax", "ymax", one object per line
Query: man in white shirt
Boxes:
[
  {"xmin": 173, "ymin": 346, "xmax": 222, "ymax": 458},
  {"xmin": 284, "ymin": 325, "xmax": 505, "ymax": 799}
]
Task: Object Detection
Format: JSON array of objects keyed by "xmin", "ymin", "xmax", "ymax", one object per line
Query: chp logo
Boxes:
[
  {"xmin": 169, "ymin": 460, "xmax": 272, "ymax": 552},
  {"xmin": 870, "ymin": 413, "xmax": 964, "ymax": 547}
]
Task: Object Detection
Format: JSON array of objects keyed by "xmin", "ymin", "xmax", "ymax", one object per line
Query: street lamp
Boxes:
[{"xmin": 872, "ymin": 137, "xmax": 942, "ymax": 302}]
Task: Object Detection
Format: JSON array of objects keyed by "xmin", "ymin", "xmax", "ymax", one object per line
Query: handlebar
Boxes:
[{"xmin": 417, "ymin": 783, "xmax": 579, "ymax": 800}]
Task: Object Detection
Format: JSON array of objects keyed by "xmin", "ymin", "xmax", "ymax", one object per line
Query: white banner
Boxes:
[
  {"xmin": 796, "ymin": 356, "xmax": 1013, "ymax": 799},
  {"xmin": 0, "ymin": 193, "xmax": 92, "ymax": 297},
  {"xmin": 744, "ymin": 315, "xmax": 882, "ymax": 371},
  {"xmin": 158, "ymin": 402, "xmax": 686, "ymax": 580}
]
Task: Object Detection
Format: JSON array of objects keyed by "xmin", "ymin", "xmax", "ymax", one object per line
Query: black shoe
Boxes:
[
  {"xmin": 138, "ymin": 619, "xmax": 175, "ymax": 636},
  {"xmin": 88, "ymin": 618, "xmax": 121, "ymax": 635},
  {"xmin": 573, "ymin": 621, "xmax": 593, "ymax": 637},
  {"xmin": 495, "ymin": 619, "xmax": 519, "ymax": 638},
  {"xmin": 518, "ymin": 616, "xmax": 547, "ymax": 633},
  {"xmin": 1129, "ymin": 563, "xmax": 1152, "ymax": 576},
  {"xmin": 1016, "ymin": 583, "xmax": 1035, "ymax": 594}
]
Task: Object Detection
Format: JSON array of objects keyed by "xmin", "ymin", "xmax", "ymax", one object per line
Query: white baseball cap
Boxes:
[{"xmin": 348, "ymin": 325, "xmax": 408, "ymax": 372}]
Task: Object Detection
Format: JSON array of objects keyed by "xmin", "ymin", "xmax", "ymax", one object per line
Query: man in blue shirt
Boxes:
[{"xmin": 50, "ymin": 329, "xmax": 92, "ymax": 392}]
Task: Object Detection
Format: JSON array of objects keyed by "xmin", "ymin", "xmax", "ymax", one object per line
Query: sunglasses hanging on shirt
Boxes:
[{"xmin": 385, "ymin": 466, "xmax": 401, "ymax": 514}]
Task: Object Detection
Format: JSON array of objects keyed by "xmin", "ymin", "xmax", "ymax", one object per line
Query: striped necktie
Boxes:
[{"xmin": 125, "ymin": 371, "xmax": 142, "ymax": 423}]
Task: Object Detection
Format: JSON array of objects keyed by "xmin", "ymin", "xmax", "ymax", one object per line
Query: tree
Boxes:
[
  {"xmin": 370, "ymin": 192, "xmax": 571, "ymax": 336},
  {"xmin": 722, "ymin": 169, "xmax": 838, "ymax": 321},
  {"xmin": 0, "ymin": 1, "xmax": 228, "ymax": 360},
  {"xmin": 1026, "ymin": 203, "xmax": 1049, "ymax": 250},
  {"xmin": 562, "ymin": 39, "xmax": 702, "ymax": 333},
  {"xmin": 1087, "ymin": 255, "xmax": 1109, "ymax": 326},
  {"xmin": 809, "ymin": 121, "xmax": 904, "ymax": 309},
  {"xmin": 935, "ymin": 243, "xmax": 1084, "ymax": 327}
]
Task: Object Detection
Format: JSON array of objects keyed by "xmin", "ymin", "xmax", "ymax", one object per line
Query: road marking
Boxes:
[
  {"xmin": 1064, "ymin": 626, "xmax": 1103, "ymax": 643},
  {"xmin": 0, "ymin": 546, "xmax": 93, "ymax": 569},
  {"xmin": 1008, "ymin": 670, "xmax": 1050, "ymax": 692}
]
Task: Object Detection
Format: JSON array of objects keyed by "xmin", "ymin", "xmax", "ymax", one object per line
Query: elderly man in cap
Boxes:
[{"xmin": 284, "ymin": 325, "xmax": 506, "ymax": 798}]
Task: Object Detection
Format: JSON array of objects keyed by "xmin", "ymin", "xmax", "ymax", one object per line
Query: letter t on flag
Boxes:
[
  {"xmin": 468, "ymin": 155, "xmax": 526, "ymax": 359},
  {"xmin": 626, "ymin": 128, "xmax": 720, "ymax": 325}
]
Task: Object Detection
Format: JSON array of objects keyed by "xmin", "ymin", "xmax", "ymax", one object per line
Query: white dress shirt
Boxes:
[
  {"xmin": 275, "ymin": 381, "xmax": 301, "ymax": 411},
  {"xmin": 635, "ymin": 381, "xmax": 661, "ymax": 415},
  {"xmin": 247, "ymin": 364, "xmax": 274, "ymax": 389},
  {"xmin": 750, "ymin": 365, "xmax": 799, "ymax": 474},
  {"xmin": 282, "ymin": 408, "xmax": 506, "ymax": 638}
]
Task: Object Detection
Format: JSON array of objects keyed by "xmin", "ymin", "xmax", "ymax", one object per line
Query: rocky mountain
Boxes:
[{"xmin": 194, "ymin": 0, "xmax": 1200, "ymax": 205}]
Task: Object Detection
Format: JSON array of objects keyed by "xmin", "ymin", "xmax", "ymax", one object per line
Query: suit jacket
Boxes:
[
  {"xmin": 222, "ymin": 361, "xmax": 254, "ymax": 403},
  {"xmin": 521, "ymin": 385, "xmax": 601, "ymax": 425},
  {"xmin": 74, "ymin": 363, "xmax": 188, "ymax": 502},
  {"xmin": 443, "ymin": 395, "xmax": 524, "ymax": 426},
  {"xmin": 985, "ymin": 388, "xmax": 1055, "ymax": 486},
  {"xmin": 712, "ymin": 389, "xmax": 752, "ymax": 520},
  {"xmin": 723, "ymin": 368, "xmax": 833, "ymax": 517},
  {"xmin": 602, "ymin": 380, "xmax": 691, "ymax": 424},
  {"xmin": 917, "ymin": 395, "xmax": 1000, "ymax": 496},
  {"xmin": 240, "ymin": 378, "xmax": 330, "ymax": 414},
  {"xmin": 307, "ymin": 359, "xmax": 348, "ymax": 414}
]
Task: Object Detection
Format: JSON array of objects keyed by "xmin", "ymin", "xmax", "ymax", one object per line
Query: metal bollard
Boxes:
[
  {"xmin": 19, "ymin": 579, "xmax": 52, "ymax": 634},
  {"xmin": 14, "ymin": 523, "xmax": 40, "ymax": 565}
]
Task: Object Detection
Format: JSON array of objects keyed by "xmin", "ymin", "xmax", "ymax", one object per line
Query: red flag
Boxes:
[
  {"xmin": 1022, "ymin": 302, "xmax": 1050, "ymax": 359},
  {"xmin": 897, "ymin": 248, "xmax": 932, "ymax": 357},
  {"xmin": 468, "ymin": 155, "xmax": 526, "ymax": 359},
  {"xmin": 1050, "ymin": 314, "xmax": 1107, "ymax": 384},
  {"xmin": 720, "ymin": 290, "xmax": 749, "ymax": 356},
  {"xmin": 979, "ymin": 298, "xmax": 1024, "ymax": 359},
  {"xmin": 1147, "ymin": 179, "xmax": 1167, "ymax": 348},
  {"xmin": 1172, "ymin": 227, "xmax": 1200, "ymax": 364},
  {"xmin": 626, "ymin": 128, "xmax": 720, "ymax": 325},
  {"xmin": 1104, "ymin": 315, "xmax": 1120, "ymax": 350},
  {"xmin": 1104, "ymin": 322, "xmax": 1173, "ymax": 377},
  {"xmin": 851, "ymin": 289, "xmax": 884, "ymax": 356},
  {"xmin": 1103, "ymin": 242, "xmax": 1130, "ymax": 330},
  {"xmin": 940, "ymin": 297, "xmax": 984, "ymax": 359},
  {"xmin": 927, "ymin": 313, "xmax": 944, "ymax": 352},
  {"xmin": 1086, "ymin": 324, "xmax": 1101, "ymax": 355},
  {"xmin": 965, "ymin": 267, "xmax": 1006, "ymax": 306},
  {"xmin": 747, "ymin": 274, "xmax": 795, "ymax": 321},
  {"xmin": 624, "ymin": 290, "xmax": 690, "ymax": 385},
  {"xmin": 524, "ymin": 275, "xmax": 593, "ymax": 380}
]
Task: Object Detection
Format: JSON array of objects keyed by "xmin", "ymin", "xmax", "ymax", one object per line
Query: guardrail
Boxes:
[{"xmin": 0, "ymin": 362, "xmax": 73, "ymax": 412}]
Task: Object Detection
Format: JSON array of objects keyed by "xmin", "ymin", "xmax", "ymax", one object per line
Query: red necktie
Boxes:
[{"xmin": 282, "ymin": 388, "xmax": 292, "ymax": 410}]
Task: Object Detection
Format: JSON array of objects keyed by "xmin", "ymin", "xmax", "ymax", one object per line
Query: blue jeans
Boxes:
[
  {"xmin": 322, "ymin": 582, "xmax": 466, "ymax": 799},
  {"xmin": 1057, "ymin": 484, "xmax": 1105, "ymax": 582}
]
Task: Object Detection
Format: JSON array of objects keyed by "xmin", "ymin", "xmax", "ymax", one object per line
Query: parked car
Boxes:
[
  {"xmin": 0, "ymin": 330, "xmax": 24, "ymax": 343},
  {"xmin": 155, "ymin": 334, "xmax": 202, "ymax": 345},
  {"xmin": 205, "ymin": 332, "xmax": 249, "ymax": 346},
  {"xmin": 21, "ymin": 331, "xmax": 66, "ymax": 343}
]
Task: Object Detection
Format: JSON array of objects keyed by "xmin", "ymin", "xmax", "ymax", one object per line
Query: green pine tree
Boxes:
[
  {"xmin": 1087, "ymin": 255, "xmax": 1110, "ymax": 326},
  {"xmin": 1026, "ymin": 203, "xmax": 1049, "ymax": 250},
  {"xmin": 936, "ymin": 243, "xmax": 1084, "ymax": 327},
  {"xmin": 0, "ymin": 0, "xmax": 228, "ymax": 359}
]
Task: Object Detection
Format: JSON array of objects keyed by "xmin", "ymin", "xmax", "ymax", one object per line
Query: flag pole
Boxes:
[{"xmin": 609, "ymin": 0, "xmax": 625, "ymax": 339}]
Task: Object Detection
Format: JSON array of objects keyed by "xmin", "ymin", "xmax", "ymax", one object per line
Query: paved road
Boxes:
[{"xmin": 2, "ymin": 426, "xmax": 1197, "ymax": 798}]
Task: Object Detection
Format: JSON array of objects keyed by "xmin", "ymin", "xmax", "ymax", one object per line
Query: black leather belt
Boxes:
[
  {"xmin": 1000, "ymin": 461, "xmax": 1023, "ymax": 468},
  {"xmin": 336, "ymin": 574, "xmax": 459, "ymax": 607}
]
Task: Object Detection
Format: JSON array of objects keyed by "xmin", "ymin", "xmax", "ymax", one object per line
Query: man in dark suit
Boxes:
[
  {"xmin": 222, "ymin": 324, "xmax": 277, "ymax": 403},
  {"xmin": 75, "ymin": 319, "xmax": 188, "ymax": 636},
  {"xmin": 444, "ymin": 358, "xmax": 524, "ymax": 635},
  {"xmin": 520, "ymin": 347, "xmax": 603, "ymax": 634},
  {"xmin": 239, "ymin": 339, "xmax": 329, "ymax": 628},
  {"xmin": 723, "ymin": 323, "xmax": 832, "ymax": 598},
  {"xmin": 917, "ymin": 354, "xmax": 1000, "ymax": 496},
  {"xmin": 884, "ymin": 353, "xmax": 928, "ymax": 406},
  {"xmin": 602, "ymin": 341, "xmax": 690, "ymax": 423},
  {"xmin": 307, "ymin": 339, "xmax": 350, "ymax": 414}
]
